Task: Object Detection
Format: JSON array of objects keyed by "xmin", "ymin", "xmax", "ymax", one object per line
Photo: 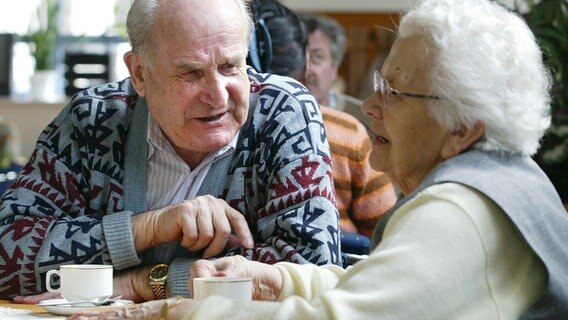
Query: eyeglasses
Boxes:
[{"xmin": 373, "ymin": 70, "xmax": 441, "ymax": 106}]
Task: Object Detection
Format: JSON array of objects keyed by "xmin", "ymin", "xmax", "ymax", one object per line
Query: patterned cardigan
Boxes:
[{"xmin": 0, "ymin": 69, "xmax": 341, "ymax": 298}]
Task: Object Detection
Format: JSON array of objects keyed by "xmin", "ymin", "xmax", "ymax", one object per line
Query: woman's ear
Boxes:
[
  {"xmin": 123, "ymin": 51, "xmax": 146, "ymax": 97},
  {"xmin": 441, "ymin": 121, "xmax": 485, "ymax": 159}
]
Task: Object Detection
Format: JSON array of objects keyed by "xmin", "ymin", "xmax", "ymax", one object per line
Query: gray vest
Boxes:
[{"xmin": 373, "ymin": 150, "xmax": 568, "ymax": 319}]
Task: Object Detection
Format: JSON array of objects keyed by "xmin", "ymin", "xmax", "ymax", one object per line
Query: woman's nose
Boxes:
[{"xmin": 362, "ymin": 93, "xmax": 383, "ymax": 120}]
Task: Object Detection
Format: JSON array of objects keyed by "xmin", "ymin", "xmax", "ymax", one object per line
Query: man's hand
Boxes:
[
  {"xmin": 191, "ymin": 256, "xmax": 283, "ymax": 301},
  {"xmin": 132, "ymin": 195, "xmax": 254, "ymax": 258}
]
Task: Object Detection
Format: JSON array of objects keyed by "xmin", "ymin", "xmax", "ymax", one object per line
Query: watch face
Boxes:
[{"xmin": 151, "ymin": 265, "xmax": 168, "ymax": 281}]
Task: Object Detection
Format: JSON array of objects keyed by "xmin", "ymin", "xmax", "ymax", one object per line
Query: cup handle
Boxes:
[{"xmin": 46, "ymin": 270, "xmax": 60, "ymax": 293}]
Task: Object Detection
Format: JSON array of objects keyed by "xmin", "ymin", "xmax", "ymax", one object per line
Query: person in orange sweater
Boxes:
[
  {"xmin": 321, "ymin": 107, "xmax": 397, "ymax": 238},
  {"xmin": 246, "ymin": 0, "xmax": 397, "ymax": 248}
]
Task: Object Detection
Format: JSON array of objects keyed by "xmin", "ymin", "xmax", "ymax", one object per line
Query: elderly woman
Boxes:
[{"xmin": 70, "ymin": 0, "xmax": 567, "ymax": 319}]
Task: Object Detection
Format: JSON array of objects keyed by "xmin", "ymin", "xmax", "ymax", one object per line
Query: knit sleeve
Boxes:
[{"xmin": 0, "ymin": 88, "xmax": 134, "ymax": 298}]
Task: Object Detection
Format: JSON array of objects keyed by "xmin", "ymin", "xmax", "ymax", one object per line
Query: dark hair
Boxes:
[{"xmin": 247, "ymin": 0, "xmax": 307, "ymax": 80}]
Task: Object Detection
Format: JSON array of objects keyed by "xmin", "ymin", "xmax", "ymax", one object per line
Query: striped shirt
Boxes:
[{"xmin": 146, "ymin": 115, "xmax": 238, "ymax": 210}]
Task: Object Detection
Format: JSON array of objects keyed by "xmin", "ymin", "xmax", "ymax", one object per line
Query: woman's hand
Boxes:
[
  {"xmin": 68, "ymin": 297, "xmax": 194, "ymax": 320},
  {"xmin": 191, "ymin": 256, "xmax": 283, "ymax": 301}
]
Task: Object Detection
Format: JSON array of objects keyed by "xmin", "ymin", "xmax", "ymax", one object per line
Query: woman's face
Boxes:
[{"xmin": 362, "ymin": 35, "xmax": 451, "ymax": 195}]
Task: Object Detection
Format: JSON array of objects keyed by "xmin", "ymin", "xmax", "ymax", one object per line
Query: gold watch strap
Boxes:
[{"xmin": 151, "ymin": 281, "xmax": 167, "ymax": 299}]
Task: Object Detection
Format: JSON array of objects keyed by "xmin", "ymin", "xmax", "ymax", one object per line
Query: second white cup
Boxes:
[
  {"xmin": 46, "ymin": 264, "xmax": 113, "ymax": 302},
  {"xmin": 193, "ymin": 277, "xmax": 252, "ymax": 301}
]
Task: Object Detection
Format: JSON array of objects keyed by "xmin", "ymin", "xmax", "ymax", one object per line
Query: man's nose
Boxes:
[{"xmin": 200, "ymin": 73, "xmax": 229, "ymax": 107}]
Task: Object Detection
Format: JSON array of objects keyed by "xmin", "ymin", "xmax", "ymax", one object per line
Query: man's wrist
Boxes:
[
  {"xmin": 131, "ymin": 211, "xmax": 157, "ymax": 253},
  {"xmin": 149, "ymin": 264, "xmax": 169, "ymax": 299}
]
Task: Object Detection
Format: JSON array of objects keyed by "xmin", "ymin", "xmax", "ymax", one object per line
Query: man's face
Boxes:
[
  {"xmin": 126, "ymin": 0, "xmax": 250, "ymax": 167},
  {"xmin": 305, "ymin": 29, "xmax": 339, "ymax": 106}
]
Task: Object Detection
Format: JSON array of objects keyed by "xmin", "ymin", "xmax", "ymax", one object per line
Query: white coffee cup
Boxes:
[
  {"xmin": 46, "ymin": 264, "xmax": 113, "ymax": 302},
  {"xmin": 193, "ymin": 277, "xmax": 252, "ymax": 301}
]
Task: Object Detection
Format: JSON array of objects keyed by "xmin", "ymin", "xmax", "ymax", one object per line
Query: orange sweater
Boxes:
[{"xmin": 322, "ymin": 106, "xmax": 397, "ymax": 238}]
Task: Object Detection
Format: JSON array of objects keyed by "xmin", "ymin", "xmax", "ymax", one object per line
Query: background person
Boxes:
[
  {"xmin": 72, "ymin": 0, "xmax": 568, "ymax": 318},
  {"xmin": 3, "ymin": 0, "xmax": 341, "ymax": 302},
  {"xmin": 301, "ymin": 13, "xmax": 369, "ymax": 127}
]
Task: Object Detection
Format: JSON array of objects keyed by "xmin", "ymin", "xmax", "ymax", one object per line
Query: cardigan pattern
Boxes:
[{"xmin": 0, "ymin": 69, "xmax": 341, "ymax": 297}]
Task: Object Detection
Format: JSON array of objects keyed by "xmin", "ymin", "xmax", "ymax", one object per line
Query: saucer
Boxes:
[{"xmin": 38, "ymin": 298, "xmax": 134, "ymax": 316}]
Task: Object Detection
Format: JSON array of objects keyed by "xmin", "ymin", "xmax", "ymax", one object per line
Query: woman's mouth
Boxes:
[
  {"xmin": 369, "ymin": 131, "xmax": 389, "ymax": 144},
  {"xmin": 375, "ymin": 135, "xmax": 389, "ymax": 144}
]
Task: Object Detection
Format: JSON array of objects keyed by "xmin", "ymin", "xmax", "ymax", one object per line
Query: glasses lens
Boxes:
[
  {"xmin": 373, "ymin": 70, "xmax": 380, "ymax": 92},
  {"xmin": 373, "ymin": 71, "xmax": 388, "ymax": 106}
]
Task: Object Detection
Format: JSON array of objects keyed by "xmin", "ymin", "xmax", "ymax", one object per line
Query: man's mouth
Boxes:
[{"xmin": 198, "ymin": 112, "xmax": 225, "ymax": 123}]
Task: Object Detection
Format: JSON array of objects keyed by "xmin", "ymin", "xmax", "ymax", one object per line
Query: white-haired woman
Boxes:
[{"xmin": 70, "ymin": 0, "xmax": 567, "ymax": 319}]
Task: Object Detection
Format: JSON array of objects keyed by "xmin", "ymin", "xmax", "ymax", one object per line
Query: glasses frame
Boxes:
[{"xmin": 373, "ymin": 70, "xmax": 441, "ymax": 105}]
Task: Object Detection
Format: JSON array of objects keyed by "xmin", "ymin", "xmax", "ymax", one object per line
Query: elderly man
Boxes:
[{"xmin": 1, "ymin": 0, "xmax": 340, "ymax": 302}]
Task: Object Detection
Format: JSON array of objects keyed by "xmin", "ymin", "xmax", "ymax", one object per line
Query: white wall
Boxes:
[
  {"xmin": 282, "ymin": 0, "xmax": 418, "ymax": 12},
  {"xmin": 282, "ymin": 0, "xmax": 525, "ymax": 13}
]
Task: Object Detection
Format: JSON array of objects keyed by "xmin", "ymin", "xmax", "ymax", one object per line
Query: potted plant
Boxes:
[
  {"xmin": 27, "ymin": 0, "xmax": 63, "ymax": 102},
  {"xmin": 519, "ymin": 0, "xmax": 568, "ymax": 205},
  {"xmin": 499, "ymin": 0, "xmax": 568, "ymax": 205}
]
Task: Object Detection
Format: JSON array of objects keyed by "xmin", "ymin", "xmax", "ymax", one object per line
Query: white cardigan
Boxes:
[{"xmin": 182, "ymin": 183, "xmax": 547, "ymax": 319}]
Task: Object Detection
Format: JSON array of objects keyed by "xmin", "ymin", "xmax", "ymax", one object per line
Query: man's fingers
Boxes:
[
  {"xmin": 176, "ymin": 196, "xmax": 253, "ymax": 253},
  {"xmin": 179, "ymin": 208, "xmax": 199, "ymax": 249},
  {"xmin": 188, "ymin": 211, "xmax": 215, "ymax": 251},
  {"xmin": 225, "ymin": 205, "xmax": 254, "ymax": 248},
  {"xmin": 202, "ymin": 212, "xmax": 232, "ymax": 258}
]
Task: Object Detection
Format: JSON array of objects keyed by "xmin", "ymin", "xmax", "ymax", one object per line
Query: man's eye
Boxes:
[
  {"xmin": 310, "ymin": 55, "xmax": 323, "ymax": 65},
  {"xmin": 177, "ymin": 71, "xmax": 200, "ymax": 81},
  {"xmin": 220, "ymin": 64, "xmax": 239, "ymax": 75}
]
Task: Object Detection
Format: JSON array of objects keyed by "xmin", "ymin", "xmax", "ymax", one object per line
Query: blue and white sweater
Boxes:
[{"xmin": 0, "ymin": 68, "xmax": 341, "ymax": 298}]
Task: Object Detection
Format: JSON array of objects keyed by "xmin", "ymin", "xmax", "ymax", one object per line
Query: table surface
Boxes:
[
  {"xmin": 0, "ymin": 300, "xmax": 48, "ymax": 313},
  {"xmin": 1, "ymin": 299, "xmax": 141, "ymax": 319}
]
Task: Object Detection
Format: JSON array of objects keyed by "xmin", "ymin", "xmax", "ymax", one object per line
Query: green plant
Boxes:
[
  {"xmin": 28, "ymin": 0, "xmax": 58, "ymax": 70},
  {"xmin": 504, "ymin": 0, "xmax": 568, "ymax": 202}
]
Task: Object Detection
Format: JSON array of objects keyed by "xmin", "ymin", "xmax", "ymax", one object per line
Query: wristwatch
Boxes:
[{"xmin": 149, "ymin": 264, "xmax": 169, "ymax": 299}]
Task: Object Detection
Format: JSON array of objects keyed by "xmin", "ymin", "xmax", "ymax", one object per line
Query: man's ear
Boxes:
[
  {"xmin": 124, "ymin": 51, "xmax": 146, "ymax": 97},
  {"xmin": 441, "ymin": 121, "xmax": 485, "ymax": 159}
]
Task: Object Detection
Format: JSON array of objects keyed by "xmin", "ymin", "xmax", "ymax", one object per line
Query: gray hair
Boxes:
[
  {"xmin": 301, "ymin": 14, "xmax": 346, "ymax": 66},
  {"xmin": 400, "ymin": 0, "xmax": 552, "ymax": 156},
  {"xmin": 126, "ymin": 0, "xmax": 254, "ymax": 67}
]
